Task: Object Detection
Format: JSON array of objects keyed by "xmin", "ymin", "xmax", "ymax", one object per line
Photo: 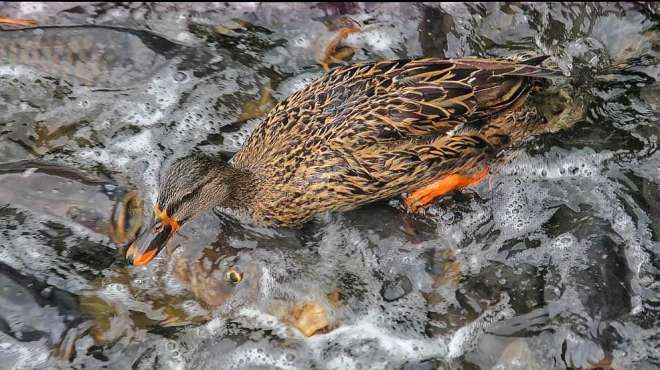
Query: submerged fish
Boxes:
[
  {"xmin": 0, "ymin": 261, "xmax": 86, "ymax": 362},
  {"xmin": 0, "ymin": 160, "xmax": 143, "ymax": 244},
  {"xmin": 0, "ymin": 25, "xmax": 221, "ymax": 88}
]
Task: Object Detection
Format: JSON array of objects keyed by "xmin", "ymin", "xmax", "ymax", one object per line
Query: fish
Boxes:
[
  {"xmin": 0, "ymin": 160, "xmax": 144, "ymax": 243},
  {"xmin": 0, "ymin": 25, "xmax": 221, "ymax": 88}
]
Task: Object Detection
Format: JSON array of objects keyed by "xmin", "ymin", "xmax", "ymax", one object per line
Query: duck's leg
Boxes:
[
  {"xmin": 238, "ymin": 80, "xmax": 274, "ymax": 122},
  {"xmin": 319, "ymin": 19, "xmax": 361, "ymax": 71},
  {"xmin": 405, "ymin": 167, "xmax": 489, "ymax": 213},
  {"xmin": 0, "ymin": 16, "xmax": 37, "ymax": 28}
]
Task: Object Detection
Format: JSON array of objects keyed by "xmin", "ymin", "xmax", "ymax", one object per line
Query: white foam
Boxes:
[
  {"xmin": 146, "ymin": 71, "xmax": 182, "ymax": 109},
  {"xmin": 448, "ymin": 295, "xmax": 515, "ymax": 359},
  {"xmin": 18, "ymin": 2, "xmax": 45, "ymax": 14},
  {"xmin": 224, "ymin": 347, "xmax": 298, "ymax": 370},
  {"xmin": 221, "ymin": 119, "xmax": 259, "ymax": 152},
  {"xmin": 500, "ymin": 149, "xmax": 610, "ymax": 180},
  {"xmin": 235, "ymin": 307, "xmax": 291, "ymax": 337},
  {"xmin": 275, "ymin": 72, "xmax": 323, "ymax": 99},
  {"xmin": 0, "ymin": 333, "xmax": 50, "ymax": 370},
  {"xmin": 0, "ymin": 65, "xmax": 40, "ymax": 78}
]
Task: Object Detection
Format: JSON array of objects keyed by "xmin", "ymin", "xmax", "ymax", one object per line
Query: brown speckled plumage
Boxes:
[
  {"xmin": 127, "ymin": 55, "xmax": 576, "ymax": 265},
  {"xmin": 225, "ymin": 57, "xmax": 562, "ymax": 224}
]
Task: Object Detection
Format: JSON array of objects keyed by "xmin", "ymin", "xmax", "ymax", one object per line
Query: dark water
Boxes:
[{"xmin": 0, "ymin": 2, "xmax": 658, "ymax": 369}]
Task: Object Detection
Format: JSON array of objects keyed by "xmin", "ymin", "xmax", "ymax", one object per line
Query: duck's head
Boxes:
[{"xmin": 126, "ymin": 155, "xmax": 237, "ymax": 266}]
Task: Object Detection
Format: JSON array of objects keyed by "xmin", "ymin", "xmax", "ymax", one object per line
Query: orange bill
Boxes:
[{"xmin": 126, "ymin": 207, "xmax": 180, "ymax": 266}]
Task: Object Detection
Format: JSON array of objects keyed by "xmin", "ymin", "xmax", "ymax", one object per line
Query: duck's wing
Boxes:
[
  {"xmin": 319, "ymin": 57, "xmax": 561, "ymax": 147},
  {"xmin": 232, "ymin": 57, "xmax": 559, "ymax": 170}
]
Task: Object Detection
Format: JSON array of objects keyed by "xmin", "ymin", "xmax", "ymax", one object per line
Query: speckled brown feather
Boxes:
[{"xmin": 229, "ymin": 57, "xmax": 562, "ymax": 224}]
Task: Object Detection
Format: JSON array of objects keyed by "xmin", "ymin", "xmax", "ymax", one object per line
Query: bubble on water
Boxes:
[
  {"xmin": 18, "ymin": 2, "xmax": 45, "ymax": 14},
  {"xmin": 221, "ymin": 119, "xmax": 259, "ymax": 152},
  {"xmin": 359, "ymin": 29, "xmax": 393, "ymax": 51},
  {"xmin": 492, "ymin": 178, "xmax": 546, "ymax": 237},
  {"xmin": 86, "ymin": 129, "xmax": 162, "ymax": 204},
  {"xmin": 343, "ymin": 26, "xmax": 402, "ymax": 60},
  {"xmin": 222, "ymin": 346, "xmax": 300, "ymax": 370},
  {"xmin": 294, "ymin": 36, "xmax": 309, "ymax": 48},
  {"xmin": 204, "ymin": 317, "xmax": 224, "ymax": 334},
  {"xmin": 173, "ymin": 71, "xmax": 188, "ymax": 82},
  {"xmin": 501, "ymin": 148, "xmax": 609, "ymax": 181},
  {"xmin": 274, "ymin": 72, "xmax": 324, "ymax": 100},
  {"xmin": 145, "ymin": 68, "xmax": 182, "ymax": 109},
  {"xmin": 550, "ymin": 233, "xmax": 577, "ymax": 251},
  {"xmin": 306, "ymin": 320, "xmax": 450, "ymax": 367},
  {"xmin": 374, "ymin": 292, "xmax": 428, "ymax": 336},
  {"xmin": 101, "ymin": 283, "xmax": 131, "ymax": 298}
]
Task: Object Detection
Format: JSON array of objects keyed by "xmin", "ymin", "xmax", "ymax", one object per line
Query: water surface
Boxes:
[{"xmin": 0, "ymin": 2, "xmax": 658, "ymax": 369}]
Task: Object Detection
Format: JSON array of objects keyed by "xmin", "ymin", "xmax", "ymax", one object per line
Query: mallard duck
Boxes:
[{"xmin": 127, "ymin": 55, "xmax": 574, "ymax": 266}]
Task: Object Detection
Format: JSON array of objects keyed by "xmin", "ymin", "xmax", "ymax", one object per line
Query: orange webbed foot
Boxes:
[
  {"xmin": 405, "ymin": 167, "xmax": 489, "ymax": 213},
  {"xmin": 0, "ymin": 16, "xmax": 37, "ymax": 28}
]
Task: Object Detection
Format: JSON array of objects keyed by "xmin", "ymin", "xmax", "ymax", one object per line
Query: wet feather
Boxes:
[{"xmin": 227, "ymin": 56, "xmax": 567, "ymax": 224}]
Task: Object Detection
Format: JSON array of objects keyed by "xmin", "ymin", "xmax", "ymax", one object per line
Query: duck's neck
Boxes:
[{"xmin": 217, "ymin": 163, "xmax": 260, "ymax": 211}]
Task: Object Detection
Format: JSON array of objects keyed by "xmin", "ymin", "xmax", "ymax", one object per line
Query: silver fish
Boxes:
[
  {"xmin": 0, "ymin": 25, "xmax": 187, "ymax": 88},
  {"xmin": 0, "ymin": 160, "xmax": 143, "ymax": 243}
]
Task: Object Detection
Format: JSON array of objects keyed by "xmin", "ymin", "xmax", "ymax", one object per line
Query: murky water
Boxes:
[{"xmin": 0, "ymin": 2, "xmax": 658, "ymax": 369}]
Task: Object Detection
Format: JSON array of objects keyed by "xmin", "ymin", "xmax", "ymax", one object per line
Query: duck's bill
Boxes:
[{"xmin": 125, "ymin": 222, "xmax": 173, "ymax": 266}]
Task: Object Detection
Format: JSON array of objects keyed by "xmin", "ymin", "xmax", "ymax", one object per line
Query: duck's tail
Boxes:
[{"xmin": 508, "ymin": 51, "xmax": 588, "ymax": 129}]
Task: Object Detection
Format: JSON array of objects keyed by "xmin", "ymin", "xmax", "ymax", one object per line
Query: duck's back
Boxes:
[{"xmin": 230, "ymin": 57, "xmax": 561, "ymax": 224}]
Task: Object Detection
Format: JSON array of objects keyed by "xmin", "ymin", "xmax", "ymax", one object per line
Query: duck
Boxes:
[{"xmin": 126, "ymin": 54, "xmax": 578, "ymax": 266}]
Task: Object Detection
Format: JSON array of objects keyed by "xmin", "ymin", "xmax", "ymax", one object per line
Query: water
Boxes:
[{"xmin": 0, "ymin": 2, "xmax": 658, "ymax": 369}]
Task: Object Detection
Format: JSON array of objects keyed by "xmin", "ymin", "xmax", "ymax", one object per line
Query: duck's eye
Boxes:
[{"xmin": 225, "ymin": 269, "xmax": 242, "ymax": 284}]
